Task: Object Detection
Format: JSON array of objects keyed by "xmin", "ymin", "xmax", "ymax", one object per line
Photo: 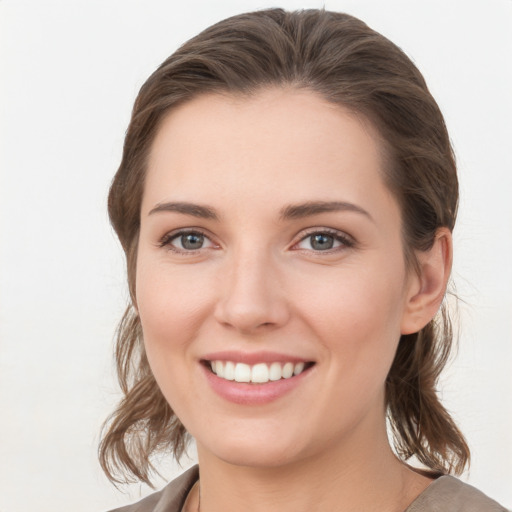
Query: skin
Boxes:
[{"xmin": 136, "ymin": 88, "xmax": 452, "ymax": 512}]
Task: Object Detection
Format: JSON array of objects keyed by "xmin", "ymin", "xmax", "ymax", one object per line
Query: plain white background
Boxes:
[{"xmin": 1, "ymin": 1, "xmax": 511, "ymax": 510}]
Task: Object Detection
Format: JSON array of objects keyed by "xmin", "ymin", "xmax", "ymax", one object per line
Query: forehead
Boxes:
[{"xmin": 143, "ymin": 88, "xmax": 396, "ymax": 219}]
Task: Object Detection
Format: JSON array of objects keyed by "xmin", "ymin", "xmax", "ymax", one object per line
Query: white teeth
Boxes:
[
  {"xmin": 210, "ymin": 360, "xmax": 308, "ymax": 383},
  {"xmin": 269, "ymin": 362, "xmax": 282, "ymax": 381},
  {"xmin": 282, "ymin": 362, "xmax": 294, "ymax": 379},
  {"xmin": 234, "ymin": 363, "xmax": 251, "ymax": 382},
  {"xmin": 216, "ymin": 361, "xmax": 225, "ymax": 378},
  {"xmin": 251, "ymin": 363, "xmax": 269, "ymax": 383},
  {"xmin": 224, "ymin": 361, "xmax": 235, "ymax": 381},
  {"xmin": 294, "ymin": 362, "xmax": 305, "ymax": 375}
]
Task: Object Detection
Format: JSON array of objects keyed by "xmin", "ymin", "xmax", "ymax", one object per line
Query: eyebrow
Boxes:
[
  {"xmin": 148, "ymin": 201, "xmax": 219, "ymax": 220},
  {"xmin": 147, "ymin": 200, "xmax": 372, "ymax": 223},
  {"xmin": 280, "ymin": 201, "xmax": 373, "ymax": 222}
]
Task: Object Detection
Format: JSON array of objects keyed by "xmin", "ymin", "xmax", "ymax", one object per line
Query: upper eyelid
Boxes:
[
  {"xmin": 299, "ymin": 226, "xmax": 346, "ymax": 235},
  {"xmin": 294, "ymin": 226, "xmax": 354, "ymax": 242},
  {"xmin": 160, "ymin": 227, "xmax": 211, "ymax": 239}
]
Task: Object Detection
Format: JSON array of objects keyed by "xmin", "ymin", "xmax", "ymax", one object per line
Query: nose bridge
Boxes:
[{"xmin": 214, "ymin": 242, "xmax": 289, "ymax": 333}]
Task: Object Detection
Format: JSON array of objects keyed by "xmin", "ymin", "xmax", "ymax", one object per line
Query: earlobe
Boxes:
[{"xmin": 401, "ymin": 228, "xmax": 453, "ymax": 335}]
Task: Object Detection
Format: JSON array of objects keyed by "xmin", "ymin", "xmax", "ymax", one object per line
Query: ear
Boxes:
[{"xmin": 400, "ymin": 227, "xmax": 453, "ymax": 335}]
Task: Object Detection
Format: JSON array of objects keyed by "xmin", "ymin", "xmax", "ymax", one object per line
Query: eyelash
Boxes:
[
  {"xmin": 158, "ymin": 229, "xmax": 214, "ymax": 254},
  {"xmin": 292, "ymin": 228, "xmax": 355, "ymax": 253},
  {"xmin": 157, "ymin": 228, "xmax": 355, "ymax": 255}
]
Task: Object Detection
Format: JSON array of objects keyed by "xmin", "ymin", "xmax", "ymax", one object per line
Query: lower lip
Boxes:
[{"xmin": 202, "ymin": 364, "xmax": 312, "ymax": 405}]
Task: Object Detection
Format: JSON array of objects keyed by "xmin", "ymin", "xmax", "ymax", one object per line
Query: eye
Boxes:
[
  {"xmin": 159, "ymin": 230, "xmax": 215, "ymax": 252},
  {"xmin": 294, "ymin": 230, "xmax": 354, "ymax": 252}
]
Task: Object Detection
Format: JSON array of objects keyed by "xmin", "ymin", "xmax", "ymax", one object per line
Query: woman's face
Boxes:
[{"xmin": 136, "ymin": 89, "xmax": 421, "ymax": 468}]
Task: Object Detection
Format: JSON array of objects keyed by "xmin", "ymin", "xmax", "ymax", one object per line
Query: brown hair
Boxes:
[{"xmin": 100, "ymin": 8, "xmax": 469, "ymax": 485}]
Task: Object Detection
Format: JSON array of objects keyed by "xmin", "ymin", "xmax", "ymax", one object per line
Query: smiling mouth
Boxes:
[{"xmin": 204, "ymin": 360, "xmax": 315, "ymax": 384}]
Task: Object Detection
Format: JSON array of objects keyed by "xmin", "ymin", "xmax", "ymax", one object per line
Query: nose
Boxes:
[{"xmin": 214, "ymin": 249, "xmax": 290, "ymax": 334}]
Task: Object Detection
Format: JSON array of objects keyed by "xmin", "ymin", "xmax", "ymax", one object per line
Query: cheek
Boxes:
[
  {"xmin": 134, "ymin": 260, "xmax": 209, "ymax": 412},
  {"xmin": 135, "ymin": 257, "xmax": 215, "ymax": 354},
  {"xmin": 299, "ymin": 264, "xmax": 406, "ymax": 332},
  {"xmin": 295, "ymin": 263, "xmax": 407, "ymax": 375}
]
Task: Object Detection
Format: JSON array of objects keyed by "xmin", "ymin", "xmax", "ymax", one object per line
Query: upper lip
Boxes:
[{"xmin": 201, "ymin": 351, "xmax": 314, "ymax": 365}]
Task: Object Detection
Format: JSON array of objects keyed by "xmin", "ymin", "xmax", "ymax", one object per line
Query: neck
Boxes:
[{"xmin": 194, "ymin": 422, "xmax": 432, "ymax": 512}]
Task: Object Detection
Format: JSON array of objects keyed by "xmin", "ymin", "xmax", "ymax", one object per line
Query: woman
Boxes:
[{"xmin": 100, "ymin": 8, "xmax": 507, "ymax": 512}]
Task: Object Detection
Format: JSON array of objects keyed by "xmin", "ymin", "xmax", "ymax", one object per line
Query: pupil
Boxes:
[
  {"xmin": 311, "ymin": 234, "xmax": 333, "ymax": 250},
  {"xmin": 182, "ymin": 233, "xmax": 204, "ymax": 249}
]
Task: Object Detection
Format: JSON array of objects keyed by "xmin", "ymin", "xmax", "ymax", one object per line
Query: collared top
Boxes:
[{"xmin": 107, "ymin": 465, "xmax": 508, "ymax": 512}]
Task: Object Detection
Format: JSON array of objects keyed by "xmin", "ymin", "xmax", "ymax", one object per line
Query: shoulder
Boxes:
[
  {"xmin": 406, "ymin": 475, "xmax": 509, "ymax": 512},
  {"xmin": 106, "ymin": 465, "xmax": 199, "ymax": 512}
]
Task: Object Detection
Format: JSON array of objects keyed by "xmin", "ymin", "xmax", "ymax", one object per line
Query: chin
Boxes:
[
  {"xmin": 197, "ymin": 429, "xmax": 310, "ymax": 469},
  {"xmin": 218, "ymin": 447, "xmax": 302, "ymax": 469}
]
